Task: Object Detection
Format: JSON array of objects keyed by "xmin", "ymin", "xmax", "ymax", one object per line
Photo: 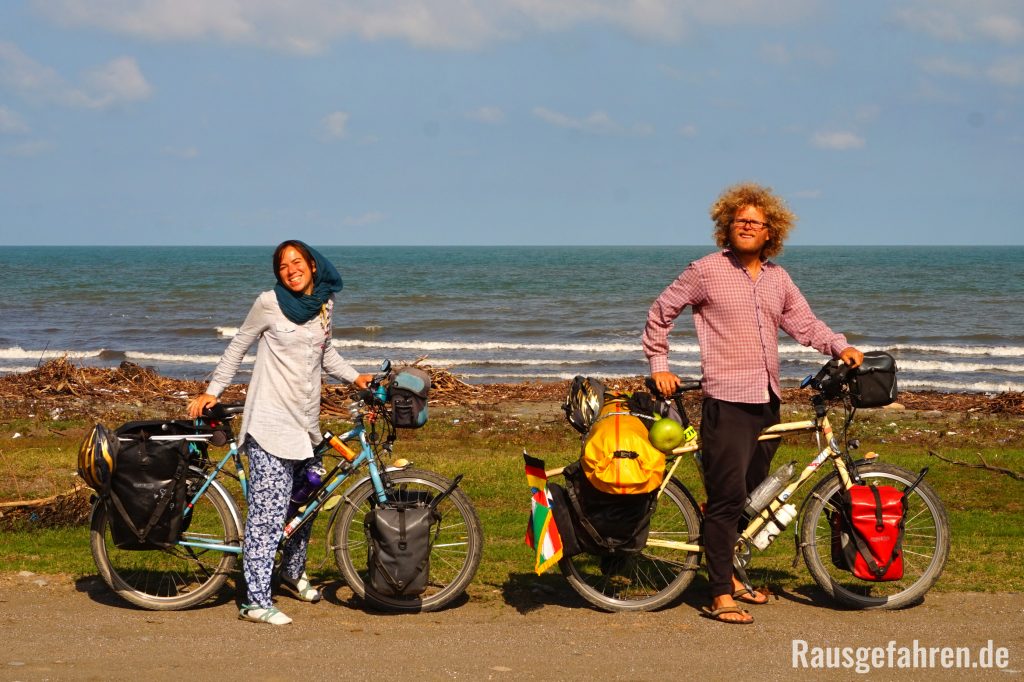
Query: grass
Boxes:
[{"xmin": 2, "ymin": 402, "xmax": 1023, "ymax": 602}]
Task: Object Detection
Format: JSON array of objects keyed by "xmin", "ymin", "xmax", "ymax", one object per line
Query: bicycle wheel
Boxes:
[
  {"xmin": 90, "ymin": 469, "xmax": 242, "ymax": 610},
  {"xmin": 800, "ymin": 462, "xmax": 949, "ymax": 610},
  {"xmin": 559, "ymin": 478, "xmax": 703, "ymax": 612},
  {"xmin": 333, "ymin": 468, "xmax": 483, "ymax": 612}
]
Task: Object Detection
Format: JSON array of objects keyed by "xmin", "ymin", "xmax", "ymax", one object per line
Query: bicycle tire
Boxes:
[
  {"xmin": 559, "ymin": 478, "xmax": 703, "ymax": 612},
  {"xmin": 90, "ymin": 469, "xmax": 242, "ymax": 610},
  {"xmin": 800, "ymin": 462, "xmax": 950, "ymax": 610},
  {"xmin": 332, "ymin": 468, "xmax": 483, "ymax": 612}
]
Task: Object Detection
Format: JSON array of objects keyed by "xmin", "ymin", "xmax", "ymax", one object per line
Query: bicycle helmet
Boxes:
[
  {"xmin": 563, "ymin": 376, "xmax": 605, "ymax": 434},
  {"xmin": 78, "ymin": 423, "xmax": 119, "ymax": 490},
  {"xmin": 648, "ymin": 417, "xmax": 686, "ymax": 453}
]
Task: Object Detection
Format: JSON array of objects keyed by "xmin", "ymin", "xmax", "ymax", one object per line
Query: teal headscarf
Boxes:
[{"xmin": 273, "ymin": 241, "xmax": 343, "ymax": 324}]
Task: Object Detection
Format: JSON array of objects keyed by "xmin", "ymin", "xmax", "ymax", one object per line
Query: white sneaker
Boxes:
[
  {"xmin": 239, "ymin": 604, "xmax": 292, "ymax": 625},
  {"xmin": 280, "ymin": 572, "xmax": 322, "ymax": 603}
]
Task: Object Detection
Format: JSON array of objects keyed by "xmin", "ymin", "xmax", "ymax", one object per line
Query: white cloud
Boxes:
[
  {"xmin": 976, "ymin": 14, "xmax": 1024, "ymax": 43},
  {"xmin": 322, "ymin": 111, "xmax": 350, "ymax": 139},
  {"xmin": 31, "ymin": 0, "xmax": 822, "ymax": 52},
  {"xmin": 0, "ymin": 106, "xmax": 30, "ymax": 133},
  {"xmin": 74, "ymin": 56, "xmax": 153, "ymax": 108},
  {"xmin": 533, "ymin": 107, "xmax": 619, "ymax": 134},
  {"xmin": 894, "ymin": 2, "xmax": 1024, "ymax": 44},
  {"xmin": 678, "ymin": 123, "xmax": 698, "ymax": 137},
  {"xmin": 811, "ymin": 131, "xmax": 865, "ymax": 150},
  {"xmin": 466, "ymin": 106, "xmax": 505, "ymax": 124},
  {"xmin": 533, "ymin": 106, "xmax": 652, "ymax": 136},
  {"xmin": 162, "ymin": 145, "xmax": 199, "ymax": 158},
  {"xmin": 342, "ymin": 211, "xmax": 385, "ymax": 227},
  {"xmin": 987, "ymin": 55, "xmax": 1024, "ymax": 86},
  {"xmin": 0, "ymin": 42, "xmax": 152, "ymax": 109}
]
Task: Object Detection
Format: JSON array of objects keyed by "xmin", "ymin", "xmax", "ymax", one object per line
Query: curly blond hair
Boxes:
[{"xmin": 709, "ymin": 182, "xmax": 796, "ymax": 259}]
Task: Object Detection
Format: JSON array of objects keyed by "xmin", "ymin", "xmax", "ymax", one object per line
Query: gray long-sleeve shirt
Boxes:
[{"xmin": 206, "ymin": 290, "xmax": 360, "ymax": 461}]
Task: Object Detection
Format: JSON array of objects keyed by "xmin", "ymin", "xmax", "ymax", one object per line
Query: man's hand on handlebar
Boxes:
[
  {"xmin": 353, "ymin": 373, "xmax": 373, "ymax": 389},
  {"xmin": 188, "ymin": 393, "xmax": 218, "ymax": 419},
  {"xmin": 651, "ymin": 371, "xmax": 682, "ymax": 397},
  {"xmin": 838, "ymin": 346, "xmax": 864, "ymax": 370}
]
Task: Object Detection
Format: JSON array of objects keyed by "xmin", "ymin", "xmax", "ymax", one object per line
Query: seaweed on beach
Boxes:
[{"xmin": 1, "ymin": 358, "xmax": 1022, "ymax": 422}]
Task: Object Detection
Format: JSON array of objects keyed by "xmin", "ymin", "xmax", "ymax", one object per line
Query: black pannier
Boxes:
[
  {"xmin": 364, "ymin": 502, "xmax": 439, "ymax": 597},
  {"xmin": 548, "ymin": 461, "xmax": 657, "ymax": 557},
  {"xmin": 106, "ymin": 421, "xmax": 196, "ymax": 550},
  {"xmin": 390, "ymin": 367, "xmax": 431, "ymax": 429},
  {"xmin": 848, "ymin": 351, "xmax": 898, "ymax": 408}
]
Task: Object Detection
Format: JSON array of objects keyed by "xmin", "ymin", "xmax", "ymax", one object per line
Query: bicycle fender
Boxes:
[{"xmin": 203, "ymin": 472, "xmax": 245, "ymax": 538}]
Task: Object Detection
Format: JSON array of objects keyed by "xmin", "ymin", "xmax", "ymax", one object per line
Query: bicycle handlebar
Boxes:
[{"xmin": 644, "ymin": 376, "xmax": 702, "ymax": 400}]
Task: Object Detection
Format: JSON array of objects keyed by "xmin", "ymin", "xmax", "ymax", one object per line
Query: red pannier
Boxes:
[{"xmin": 829, "ymin": 479, "xmax": 917, "ymax": 582}]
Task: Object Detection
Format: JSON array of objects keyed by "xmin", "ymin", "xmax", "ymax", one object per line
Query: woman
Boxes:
[{"xmin": 188, "ymin": 240, "xmax": 371, "ymax": 625}]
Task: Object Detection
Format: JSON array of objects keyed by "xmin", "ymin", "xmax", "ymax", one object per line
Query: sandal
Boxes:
[
  {"xmin": 732, "ymin": 587, "xmax": 769, "ymax": 605},
  {"xmin": 239, "ymin": 604, "xmax": 292, "ymax": 625},
  {"xmin": 700, "ymin": 605, "xmax": 753, "ymax": 624},
  {"xmin": 280, "ymin": 572, "xmax": 322, "ymax": 603}
]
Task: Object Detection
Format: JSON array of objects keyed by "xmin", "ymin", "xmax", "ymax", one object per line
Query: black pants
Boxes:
[{"xmin": 700, "ymin": 391, "xmax": 781, "ymax": 598}]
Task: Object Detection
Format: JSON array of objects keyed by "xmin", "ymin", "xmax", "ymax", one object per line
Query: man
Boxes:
[{"xmin": 642, "ymin": 182, "xmax": 863, "ymax": 624}]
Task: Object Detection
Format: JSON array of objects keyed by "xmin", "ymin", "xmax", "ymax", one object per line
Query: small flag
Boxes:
[{"xmin": 524, "ymin": 453, "xmax": 563, "ymax": 575}]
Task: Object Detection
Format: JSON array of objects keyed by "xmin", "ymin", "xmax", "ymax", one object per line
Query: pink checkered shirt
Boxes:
[{"xmin": 642, "ymin": 250, "xmax": 850, "ymax": 403}]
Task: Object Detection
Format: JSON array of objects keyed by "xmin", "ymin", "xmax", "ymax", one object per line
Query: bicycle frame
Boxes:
[
  {"xmin": 176, "ymin": 400, "xmax": 400, "ymax": 555},
  {"xmin": 646, "ymin": 409, "xmax": 856, "ymax": 554}
]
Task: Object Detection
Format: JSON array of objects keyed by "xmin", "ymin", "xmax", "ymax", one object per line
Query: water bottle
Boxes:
[
  {"xmin": 743, "ymin": 461, "xmax": 796, "ymax": 518},
  {"xmin": 750, "ymin": 503, "xmax": 797, "ymax": 550},
  {"xmin": 317, "ymin": 430, "xmax": 356, "ymax": 463},
  {"xmin": 286, "ymin": 463, "xmax": 326, "ymax": 519}
]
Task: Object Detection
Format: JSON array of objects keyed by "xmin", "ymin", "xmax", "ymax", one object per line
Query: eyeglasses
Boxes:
[{"xmin": 733, "ymin": 219, "xmax": 769, "ymax": 230}]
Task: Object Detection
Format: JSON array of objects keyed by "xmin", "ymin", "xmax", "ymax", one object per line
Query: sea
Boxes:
[{"xmin": 1, "ymin": 245, "xmax": 1022, "ymax": 394}]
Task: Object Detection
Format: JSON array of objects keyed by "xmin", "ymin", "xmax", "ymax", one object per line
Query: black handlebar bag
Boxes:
[
  {"xmin": 105, "ymin": 422, "xmax": 191, "ymax": 550},
  {"xmin": 848, "ymin": 351, "xmax": 898, "ymax": 408}
]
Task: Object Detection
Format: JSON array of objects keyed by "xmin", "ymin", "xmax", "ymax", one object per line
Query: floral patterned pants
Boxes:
[{"xmin": 243, "ymin": 437, "xmax": 317, "ymax": 608}]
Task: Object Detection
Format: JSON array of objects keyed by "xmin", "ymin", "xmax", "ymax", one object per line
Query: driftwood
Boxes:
[
  {"xmin": 928, "ymin": 450, "xmax": 1024, "ymax": 482},
  {"xmin": 0, "ymin": 483, "xmax": 93, "ymax": 528}
]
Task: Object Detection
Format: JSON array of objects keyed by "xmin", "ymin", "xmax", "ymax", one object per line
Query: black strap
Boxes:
[{"xmin": 842, "ymin": 485, "xmax": 907, "ymax": 579}]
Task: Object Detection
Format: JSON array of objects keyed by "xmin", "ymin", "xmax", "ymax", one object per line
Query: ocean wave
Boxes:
[
  {"xmin": 894, "ymin": 359, "xmax": 1024, "ymax": 374},
  {"xmin": 330, "ymin": 339, "xmax": 698, "ymax": 354},
  {"xmin": 887, "ymin": 343, "xmax": 1024, "ymax": 358},
  {"xmin": 0, "ymin": 346, "xmax": 102, "ymax": 360},
  {"xmin": 899, "ymin": 378, "xmax": 1024, "ymax": 393},
  {"xmin": 126, "ymin": 351, "xmax": 255, "ymax": 365},
  {"xmin": 0, "ymin": 365, "xmax": 43, "ymax": 374}
]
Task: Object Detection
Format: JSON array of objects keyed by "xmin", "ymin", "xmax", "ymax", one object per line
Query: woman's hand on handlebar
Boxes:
[
  {"xmin": 188, "ymin": 393, "xmax": 218, "ymax": 419},
  {"xmin": 352, "ymin": 373, "xmax": 373, "ymax": 389},
  {"xmin": 838, "ymin": 347, "xmax": 864, "ymax": 370},
  {"xmin": 651, "ymin": 371, "xmax": 682, "ymax": 397}
]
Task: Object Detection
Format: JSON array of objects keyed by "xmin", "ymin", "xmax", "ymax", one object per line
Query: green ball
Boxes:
[{"xmin": 649, "ymin": 417, "xmax": 685, "ymax": 452}]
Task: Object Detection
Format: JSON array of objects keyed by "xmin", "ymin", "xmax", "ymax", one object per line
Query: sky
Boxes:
[{"xmin": 1, "ymin": 1, "xmax": 1022, "ymax": 246}]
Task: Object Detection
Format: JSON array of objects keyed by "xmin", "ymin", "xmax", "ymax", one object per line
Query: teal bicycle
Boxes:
[{"xmin": 89, "ymin": 360, "xmax": 483, "ymax": 612}]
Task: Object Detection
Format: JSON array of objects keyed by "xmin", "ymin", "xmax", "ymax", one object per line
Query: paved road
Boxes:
[{"xmin": 2, "ymin": 572, "xmax": 1022, "ymax": 681}]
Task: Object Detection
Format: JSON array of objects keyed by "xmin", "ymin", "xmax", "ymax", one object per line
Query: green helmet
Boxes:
[{"xmin": 648, "ymin": 417, "xmax": 685, "ymax": 453}]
